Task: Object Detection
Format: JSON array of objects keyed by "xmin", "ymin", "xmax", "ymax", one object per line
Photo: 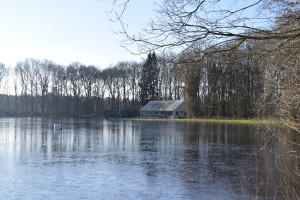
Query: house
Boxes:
[{"xmin": 139, "ymin": 100, "xmax": 186, "ymax": 118}]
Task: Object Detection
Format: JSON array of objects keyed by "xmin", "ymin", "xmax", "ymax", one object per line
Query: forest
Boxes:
[{"xmin": 0, "ymin": 44, "xmax": 282, "ymax": 119}]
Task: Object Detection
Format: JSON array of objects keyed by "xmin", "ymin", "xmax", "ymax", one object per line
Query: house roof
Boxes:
[{"xmin": 140, "ymin": 100, "xmax": 184, "ymax": 112}]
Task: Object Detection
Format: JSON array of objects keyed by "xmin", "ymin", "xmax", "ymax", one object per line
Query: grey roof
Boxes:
[{"xmin": 140, "ymin": 100, "xmax": 184, "ymax": 112}]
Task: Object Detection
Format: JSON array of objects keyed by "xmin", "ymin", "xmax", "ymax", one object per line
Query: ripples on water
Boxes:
[{"xmin": 0, "ymin": 118, "xmax": 298, "ymax": 199}]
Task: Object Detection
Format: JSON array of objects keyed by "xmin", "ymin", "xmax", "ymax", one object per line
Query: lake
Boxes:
[{"xmin": 0, "ymin": 118, "xmax": 299, "ymax": 199}]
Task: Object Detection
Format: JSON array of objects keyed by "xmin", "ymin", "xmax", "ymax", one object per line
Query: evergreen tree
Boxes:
[{"xmin": 139, "ymin": 52, "xmax": 159, "ymax": 106}]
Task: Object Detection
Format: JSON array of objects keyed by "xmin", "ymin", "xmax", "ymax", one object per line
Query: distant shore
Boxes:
[
  {"xmin": 114, "ymin": 117, "xmax": 271, "ymax": 125},
  {"xmin": 117, "ymin": 118, "xmax": 300, "ymax": 132}
]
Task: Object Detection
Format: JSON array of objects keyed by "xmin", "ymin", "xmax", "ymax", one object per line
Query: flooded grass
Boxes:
[{"xmin": 120, "ymin": 117, "xmax": 268, "ymax": 125}]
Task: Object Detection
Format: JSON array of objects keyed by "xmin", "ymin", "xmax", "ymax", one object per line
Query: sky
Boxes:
[{"xmin": 0, "ymin": 0, "xmax": 155, "ymax": 69}]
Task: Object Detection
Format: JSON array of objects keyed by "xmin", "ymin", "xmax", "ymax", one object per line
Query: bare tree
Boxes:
[
  {"xmin": 0, "ymin": 63, "xmax": 9, "ymax": 115},
  {"xmin": 0, "ymin": 63, "xmax": 8, "ymax": 87},
  {"xmin": 116, "ymin": 63, "xmax": 125, "ymax": 110},
  {"xmin": 51, "ymin": 64, "xmax": 67, "ymax": 116},
  {"xmin": 127, "ymin": 61, "xmax": 141, "ymax": 112},
  {"xmin": 93, "ymin": 70, "xmax": 106, "ymax": 114},
  {"xmin": 15, "ymin": 59, "xmax": 32, "ymax": 113},
  {"xmin": 79, "ymin": 65, "xmax": 98, "ymax": 115},
  {"xmin": 66, "ymin": 63, "xmax": 81, "ymax": 116},
  {"xmin": 35, "ymin": 60, "xmax": 53, "ymax": 115},
  {"xmin": 114, "ymin": 0, "xmax": 300, "ymax": 57},
  {"xmin": 102, "ymin": 67, "xmax": 118, "ymax": 109}
]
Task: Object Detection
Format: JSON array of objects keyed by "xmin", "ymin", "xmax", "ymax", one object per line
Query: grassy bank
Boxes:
[
  {"xmin": 120, "ymin": 118, "xmax": 299, "ymax": 132},
  {"xmin": 116, "ymin": 117, "xmax": 270, "ymax": 125}
]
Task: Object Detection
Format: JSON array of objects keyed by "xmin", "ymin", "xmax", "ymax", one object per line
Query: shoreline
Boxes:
[
  {"xmin": 113, "ymin": 117, "xmax": 270, "ymax": 125},
  {"xmin": 116, "ymin": 118, "xmax": 299, "ymax": 132}
]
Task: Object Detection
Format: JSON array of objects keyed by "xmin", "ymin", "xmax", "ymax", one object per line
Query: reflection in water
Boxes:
[{"xmin": 0, "ymin": 118, "xmax": 299, "ymax": 199}]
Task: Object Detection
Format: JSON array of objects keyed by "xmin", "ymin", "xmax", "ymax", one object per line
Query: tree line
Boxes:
[
  {"xmin": 0, "ymin": 46, "xmax": 266, "ymax": 119},
  {"xmin": 0, "ymin": 39, "xmax": 297, "ymax": 120}
]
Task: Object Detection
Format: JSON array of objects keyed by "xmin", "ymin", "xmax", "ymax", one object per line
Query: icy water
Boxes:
[{"xmin": 0, "ymin": 118, "xmax": 298, "ymax": 199}]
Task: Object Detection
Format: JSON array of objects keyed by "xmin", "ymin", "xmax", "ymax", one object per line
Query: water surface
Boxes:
[{"xmin": 0, "ymin": 118, "xmax": 297, "ymax": 199}]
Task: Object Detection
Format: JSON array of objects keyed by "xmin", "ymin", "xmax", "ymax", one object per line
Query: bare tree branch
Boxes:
[{"xmin": 112, "ymin": 0, "xmax": 300, "ymax": 57}]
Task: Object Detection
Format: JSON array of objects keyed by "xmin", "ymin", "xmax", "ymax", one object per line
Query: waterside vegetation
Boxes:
[{"xmin": 118, "ymin": 117, "xmax": 267, "ymax": 125}]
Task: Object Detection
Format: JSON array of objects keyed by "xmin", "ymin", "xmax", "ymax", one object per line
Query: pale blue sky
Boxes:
[{"xmin": 0, "ymin": 0, "xmax": 155, "ymax": 68}]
